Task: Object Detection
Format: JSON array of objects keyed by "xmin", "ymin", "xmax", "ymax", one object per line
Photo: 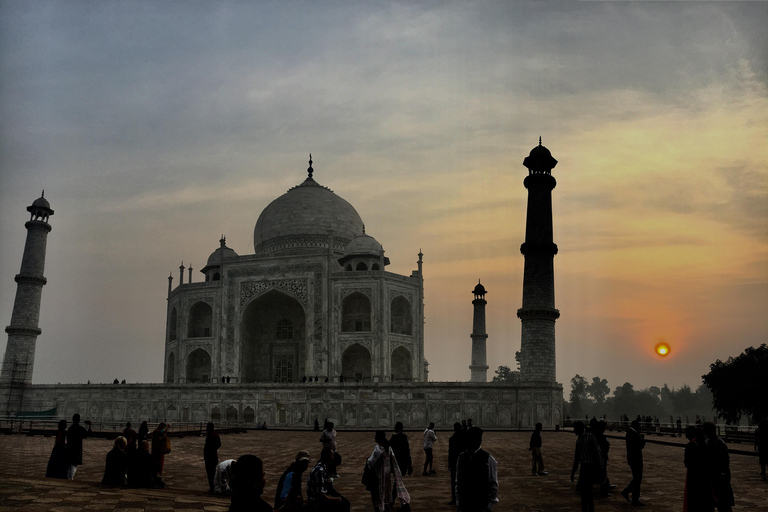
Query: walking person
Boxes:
[
  {"xmin": 621, "ymin": 419, "xmax": 646, "ymax": 506},
  {"xmin": 204, "ymin": 422, "xmax": 222, "ymax": 493},
  {"xmin": 455, "ymin": 427, "xmax": 498, "ymax": 512},
  {"xmin": 274, "ymin": 451, "xmax": 310, "ymax": 511},
  {"xmin": 66, "ymin": 413, "xmax": 89, "ymax": 480},
  {"xmin": 684, "ymin": 426, "xmax": 714, "ymax": 512},
  {"xmin": 703, "ymin": 422, "xmax": 734, "ymax": 512},
  {"xmin": 756, "ymin": 419, "xmax": 768, "ymax": 481},
  {"xmin": 137, "ymin": 421, "xmax": 149, "ymax": 443},
  {"xmin": 366, "ymin": 430, "xmax": 411, "ymax": 512},
  {"xmin": 319, "ymin": 421, "xmax": 339, "ymax": 477},
  {"xmin": 422, "ymin": 422, "xmax": 437, "ymax": 475},
  {"xmin": 45, "ymin": 419, "xmax": 68, "ymax": 479},
  {"xmin": 570, "ymin": 421, "xmax": 604, "ymax": 512},
  {"xmin": 123, "ymin": 422, "xmax": 138, "ymax": 453},
  {"xmin": 448, "ymin": 422, "xmax": 466, "ymax": 505},
  {"xmin": 595, "ymin": 420, "xmax": 613, "ymax": 495},
  {"xmin": 389, "ymin": 422, "xmax": 413, "ymax": 477},
  {"xmin": 151, "ymin": 422, "xmax": 171, "ymax": 476},
  {"xmin": 529, "ymin": 422, "xmax": 548, "ymax": 476},
  {"xmin": 307, "ymin": 447, "xmax": 350, "ymax": 512}
]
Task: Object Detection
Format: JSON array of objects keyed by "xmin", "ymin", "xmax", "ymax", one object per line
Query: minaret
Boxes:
[
  {"xmin": 1, "ymin": 192, "xmax": 54, "ymax": 385},
  {"xmin": 469, "ymin": 280, "xmax": 489, "ymax": 382},
  {"xmin": 517, "ymin": 138, "xmax": 560, "ymax": 382}
]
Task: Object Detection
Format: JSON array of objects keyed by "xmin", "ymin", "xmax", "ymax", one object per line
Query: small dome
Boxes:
[
  {"xmin": 203, "ymin": 237, "xmax": 238, "ymax": 271},
  {"xmin": 32, "ymin": 195, "xmax": 51, "ymax": 209},
  {"xmin": 344, "ymin": 232, "xmax": 383, "ymax": 257},
  {"xmin": 473, "ymin": 282, "xmax": 487, "ymax": 295},
  {"xmin": 523, "ymin": 138, "xmax": 558, "ymax": 174}
]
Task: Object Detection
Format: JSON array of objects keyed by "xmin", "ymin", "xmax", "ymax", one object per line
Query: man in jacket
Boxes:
[{"xmin": 621, "ymin": 419, "xmax": 646, "ymax": 506}]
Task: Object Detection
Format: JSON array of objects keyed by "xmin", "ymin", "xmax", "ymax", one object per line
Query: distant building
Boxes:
[{"xmin": 164, "ymin": 157, "xmax": 426, "ymax": 385}]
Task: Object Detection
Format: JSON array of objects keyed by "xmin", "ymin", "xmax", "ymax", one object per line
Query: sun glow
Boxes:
[{"xmin": 655, "ymin": 343, "xmax": 671, "ymax": 357}]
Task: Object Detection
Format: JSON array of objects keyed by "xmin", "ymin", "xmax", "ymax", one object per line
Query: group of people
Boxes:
[{"xmin": 569, "ymin": 417, "xmax": 738, "ymax": 512}]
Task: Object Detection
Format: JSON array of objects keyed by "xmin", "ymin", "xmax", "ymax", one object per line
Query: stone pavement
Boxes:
[{"xmin": 1, "ymin": 430, "xmax": 766, "ymax": 511}]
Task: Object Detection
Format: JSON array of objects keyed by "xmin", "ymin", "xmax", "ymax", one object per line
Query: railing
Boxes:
[
  {"xmin": 0, "ymin": 419, "xmax": 244, "ymax": 437},
  {"xmin": 561, "ymin": 418, "xmax": 757, "ymax": 441}
]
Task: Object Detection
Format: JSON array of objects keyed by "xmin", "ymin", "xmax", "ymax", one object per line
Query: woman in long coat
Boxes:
[
  {"xmin": 366, "ymin": 430, "xmax": 411, "ymax": 512},
  {"xmin": 151, "ymin": 422, "xmax": 171, "ymax": 476},
  {"xmin": 45, "ymin": 420, "xmax": 68, "ymax": 478}
]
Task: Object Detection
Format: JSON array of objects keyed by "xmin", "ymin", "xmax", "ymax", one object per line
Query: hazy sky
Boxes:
[{"xmin": 1, "ymin": 1, "xmax": 766, "ymax": 393}]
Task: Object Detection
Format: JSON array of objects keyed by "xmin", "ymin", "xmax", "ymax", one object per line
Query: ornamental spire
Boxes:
[{"xmin": 307, "ymin": 154, "xmax": 314, "ymax": 179}]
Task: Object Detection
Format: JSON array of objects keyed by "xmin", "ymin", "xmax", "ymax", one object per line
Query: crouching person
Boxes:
[{"xmin": 102, "ymin": 436, "xmax": 128, "ymax": 486}]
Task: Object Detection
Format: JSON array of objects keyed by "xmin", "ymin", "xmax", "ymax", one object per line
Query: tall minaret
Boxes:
[
  {"xmin": 1, "ymin": 192, "xmax": 54, "ymax": 385},
  {"xmin": 469, "ymin": 281, "xmax": 489, "ymax": 382},
  {"xmin": 517, "ymin": 139, "xmax": 560, "ymax": 382}
]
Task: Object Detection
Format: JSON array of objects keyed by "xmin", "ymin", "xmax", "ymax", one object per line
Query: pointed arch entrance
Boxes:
[
  {"xmin": 186, "ymin": 348, "xmax": 211, "ymax": 383},
  {"xmin": 341, "ymin": 343, "xmax": 372, "ymax": 382},
  {"xmin": 241, "ymin": 289, "xmax": 306, "ymax": 383},
  {"xmin": 391, "ymin": 346, "xmax": 412, "ymax": 381}
]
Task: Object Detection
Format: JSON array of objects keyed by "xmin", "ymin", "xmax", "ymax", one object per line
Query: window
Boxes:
[
  {"xmin": 276, "ymin": 319, "xmax": 293, "ymax": 339},
  {"xmin": 275, "ymin": 358, "xmax": 293, "ymax": 383}
]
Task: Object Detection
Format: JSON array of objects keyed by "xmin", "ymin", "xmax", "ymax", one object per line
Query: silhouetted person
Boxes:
[
  {"xmin": 229, "ymin": 454, "xmax": 272, "ymax": 512},
  {"xmin": 137, "ymin": 421, "xmax": 149, "ymax": 442},
  {"xmin": 595, "ymin": 420, "xmax": 613, "ymax": 495},
  {"xmin": 307, "ymin": 447, "xmax": 350, "ymax": 512},
  {"xmin": 319, "ymin": 421, "xmax": 338, "ymax": 477},
  {"xmin": 367, "ymin": 430, "xmax": 411, "ymax": 512},
  {"xmin": 123, "ymin": 422, "xmax": 137, "ymax": 453},
  {"xmin": 313, "ymin": 418, "xmax": 320, "ymax": 432},
  {"xmin": 571, "ymin": 421, "xmax": 603, "ymax": 512},
  {"xmin": 390, "ymin": 421, "xmax": 413, "ymax": 477},
  {"xmin": 102, "ymin": 436, "xmax": 128, "ymax": 486},
  {"xmin": 456, "ymin": 427, "xmax": 498, "ymax": 512},
  {"xmin": 128, "ymin": 440, "xmax": 164, "ymax": 488},
  {"xmin": 757, "ymin": 419, "xmax": 768, "ymax": 481},
  {"xmin": 466, "ymin": 418, "xmax": 474, "ymax": 430},
  {"xmin": 703, "ymin": 422, "xmax": 734, "ymax": 512},
  {"xmin": 339, "ymin": 374, "xmax": 344, "ymax": 383},
  {"xmin": 448, "ymin": 422, "xmax": 466, "ymax": 505},
  {"xmin": 274, "ymin": 451, "xmax": 310, "ymax": 511},
  {"xmin": 530, "ymin": 422, "xmax": 548, "ymax": 476},
  {"xmin": 684, "ymin": 426, "xmax": 714, "ymax": 512},
  {"xmin": 621, "ymin": 419, "xmax": 646, "ymax": 506},
  {"xmin": 151, "ymin": 422, "xmax": 171, "ymax": 476},
  {"xmin": 205, "ymin": 422, "xmax": 222, "ymax": 493},
  {"xmin": 422, "ymin": 422, "xmax": 436, "ymax": 475},
  {"xmin": 45, "ymin": 419, "xmax": 68, "ymax": 479},
  {"xmin": 66, "ymin": 413, "xmax": 88, "ymax": 480},
  {"xmin": 226, "ymin": 376, "xmax": 231, "ymax": 383}
]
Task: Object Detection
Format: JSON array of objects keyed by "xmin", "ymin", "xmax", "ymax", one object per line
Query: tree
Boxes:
[
  {"xmin": 702, "ymin": 344, "xmax": 768, "ymax": 424},
  {"xmin": 569, "ymin": 374, "xmax": 589, "ymax": 418},
  {"xmin": 587, "ymin": 377, "xmax": 610, "ymax": 404},
  {"xmin": 491, "ymin": 365, "xmax": 519, "ymax": 384}
]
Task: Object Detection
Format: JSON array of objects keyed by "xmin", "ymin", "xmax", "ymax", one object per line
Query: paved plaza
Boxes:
[{"xmin": 1, "ymin": 429, "xmax": 765, "ymax": 511}]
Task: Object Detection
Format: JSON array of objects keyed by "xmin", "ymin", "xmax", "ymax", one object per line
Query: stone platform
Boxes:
[
  {"xmin": 1, "ymin": 430, "xmax": 766, "ymax": 511},
  {"xmin": 5, "ymin": 381, "xmax": 563, "ymax": 428}
]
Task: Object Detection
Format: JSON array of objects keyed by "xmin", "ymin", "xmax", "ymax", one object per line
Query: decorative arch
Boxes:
[
  {"xmin": 356, "ymin": 262, "xmax": 368, "ymax": 271},
  {"xmin": 186, "ymin": 348, "xmax": 211, "ymax": 383},
  {"xmin": 241, "ymin": 289, "xmax": 305, "ymax": 383},
  {"xmin": 341, "ymin": 292, "xmax": 371, "ymax": 332},
  {"xmin": 371, "ymin": 263, "xmax": 380, "ymax": 270},
  {"xmin": 169, "ymin": 308, "xmax": 178, "ymax": 340},
  {"xmin": 341, "ymin": 343, "xmax": 372, "ymax": 382},
  {"xmin": 226, "ymin": 406, "xmax": 238, "ymax": 421},
  {"xmin": 166, "ymin": 352, "xmax": 175, "ymax": 383},
  {"xmin": 188, "ymin": 301, "xmax": 213, "ymax": 338},
  {"xmin": 243, "ymin": 406, "xmax": 255, "ymax": 423},
  {"xmin": 211, "ymin": 406, "xmax": 221, "ymax": 422},
  {"xmin": 390, "ymin": 296, "xmax": 412, "ymax": 335},
  {"xmin": 212, "ymin": 272, "xmax": 220, "ymax": 281},
  {"xmin": 345, "ymin": 264, "xmax": 352, "ymax": 271},
  {"xmin": 391, "ymin": 346, "xmax": 412, "ymax": 381}
]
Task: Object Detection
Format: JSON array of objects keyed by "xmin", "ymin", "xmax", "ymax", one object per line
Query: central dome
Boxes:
[{"xmin": 254, "ymin": 174, "xmax": 364, "ymax": 255}]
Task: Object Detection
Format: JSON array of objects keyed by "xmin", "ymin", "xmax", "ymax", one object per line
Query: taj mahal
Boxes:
[{"xmin": 1, "ymin": 142, "xmax": 563, "ymax": 429}]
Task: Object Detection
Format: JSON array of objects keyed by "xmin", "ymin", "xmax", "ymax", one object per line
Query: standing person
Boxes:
[
  {"xmin": 529, "ymin": 422, "xmax": 548, "ymax": 476},
  {"xmin": 703, "ymin": 422, "xmax": 734, "ymax": 512},
  {"xmin": 137, "ymin": 421, "xmax": 149, "ymax": 443},
  {"xmin": 102, "ymin": 436, "xmax": 129, "ymax": 486},
  {"xmin": 274, "ymin": 451, "xmax": 310, "ymax": 511},
  {"xmin": 151, "ymin": 422, "xmax": 171, "ymax": 476},
  {"xmin": 756, "ymin": 419, "xmax": 768, "ymax": 481},
  {"xmin": 455, "ymin": 427, "xmax": 498, "ymax": 512},
  {"xmin": 621, "ymin": 419, "xmax": 646, "ymax": 506},
  {"xmin": 307, "ymin": 447, "xmax": 350, "ymax": 512},
  {"xmin": 448, "ymin": 422, "xmax": 466, "ymax": 505},
  {"xmin": 66, "ymin": 413, "xmax": 89, "ymax": 480},
  {"xmin": 204, "ymin": 422, "xmax": 222, "ymax": 493},
  {"xmin": 229, "ymin": 454, "xmax": 272, "ymax": 512},
  {"xmin": 389, "ymin": 422, "xmax": 413, "ymax": 477},
  {"xmin": 319, "ymin": 421, "xmax": 339, "ymax": 477},
  {"xmin": 128, "ymin": 440, "xmax": 164, "ymax": 489},
  {"xmin": 684, "ymin": 426, "xmax": 714, "ymax": 512},
  {"xmin": 366, "ymin": 431, "xmax": 411, "ymax": 512},
  {"xmin": 422, "ymin": 422, "xmax": 437, "ymax": 475},
  {"xmin": 45, "ymin": 419, "xmax": 68, "ymax": 479},
  {"xmin": 595, "ymin": 420, "xmax": 613, "ymax": 496},
  {"xmin": 123, "ymin": 422, "xmax": 137, "ymax": 452},
  {"xmin": 570, "ymin": 421, "xmax": 603, "ymax": 512}
]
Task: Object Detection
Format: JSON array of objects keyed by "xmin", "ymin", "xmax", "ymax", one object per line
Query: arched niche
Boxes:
[
  {"xmin": 211, "ymin": 406, "xmax": 221, "ymax": 422},
  {"xmin": 341, "ymin": 292, "xmax": 371, "ymax": 332},
  {"xmin": 166, "ymin": 352, "xmax": 175, "ymax": 383},
  {"xmin": 341, "ymin": 343, "xmax": 372, "ymax": 382},
  {"xmin": 169, "ymin": 308, "xmax": 178, "ymax": 340},
  {"xmin": 241, "ymin": 289, "xmax": 305, "ymax": 383},
  {"xmin": 390, "ymin": 296, "xmax": 412, "ymax": 335},
  {"xmin": 188, "ymin": 301, "xmax": 213, "ymax": 338},
  {"xmin": 356, "ymin": 262, "xmax": 368, "ymax": 271},
  {"xmin": 186, "ymin": 348, "xmax": 211, "ymax": 383},
  {"xmin": 391, "ymin": 346, "xmax": 412, "ymax": 382}
]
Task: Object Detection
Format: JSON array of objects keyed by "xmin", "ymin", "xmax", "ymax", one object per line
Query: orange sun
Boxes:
[{"xmin": 655, "ymin": 342, "xmax": 671, "ymax": 357}]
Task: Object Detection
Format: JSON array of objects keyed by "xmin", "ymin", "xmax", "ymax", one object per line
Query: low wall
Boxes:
[{"xmin": 2, "ymin": 381, "xmax": 563, "ymax": 429}]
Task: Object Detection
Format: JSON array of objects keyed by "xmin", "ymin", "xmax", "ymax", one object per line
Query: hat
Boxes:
[{"xmin": 296, "ymin": 450, "xmax": 310, "ymax": 462}]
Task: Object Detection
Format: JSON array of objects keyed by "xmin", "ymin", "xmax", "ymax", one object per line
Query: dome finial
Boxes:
[
  {"xmin": 307, "ymin": 154, "xmax": 314, "ymax": 179},
  {"xmin": 41, "ymin": 189, "xmax": 45, "ymax": 197},
  {"xmin": 539, "ymin": 136, "xmax": 542, "ymax": 146},
  {"xmin": 362, "ymin": 224, "xmax": 366, "ymax": 235},
  {"xmin": 220, "ymin": 234, "xmax": 226, "ymax": 247}
]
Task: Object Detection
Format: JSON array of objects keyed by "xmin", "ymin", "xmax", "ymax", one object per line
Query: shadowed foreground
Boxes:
[{"xmin": 0, "ymin": 430, "xmax": 765, "ymax": 511}]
